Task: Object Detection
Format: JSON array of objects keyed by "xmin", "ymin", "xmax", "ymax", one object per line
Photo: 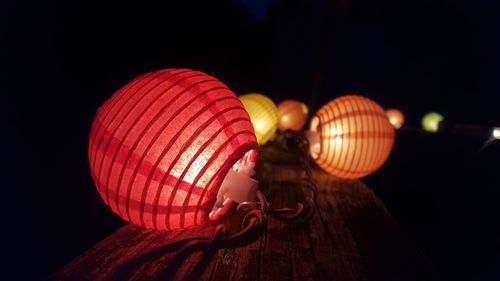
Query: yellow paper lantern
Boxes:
[
  {"xmin": 239, "ymin": 93, "xmax": 279, "ymax": 145},
  {"xmin": 308, "ymin": 95, "xmax": 395, "ymax": 179},
  {"xmin": 385, "ymin": 108, "xmax": 405, "ymax": 129},
  {"xmin": 277, "ymin": 100, "xmax": 308, "ymax": 131}
]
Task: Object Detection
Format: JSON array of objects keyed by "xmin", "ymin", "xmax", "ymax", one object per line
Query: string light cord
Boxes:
[
  {"xmin": 109, "ymin": 132, "xmax": 317, "ymax": 280},
  {"xmin": 109, "ymin": 191, "xmax": 268, "ymax": 281},
  {"xmin": 266, "ymin": 130, "xmax": 318, "ymax": 225}
]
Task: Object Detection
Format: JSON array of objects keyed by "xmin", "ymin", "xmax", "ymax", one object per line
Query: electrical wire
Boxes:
[
  {"xmin": 266, "ymin": 130, "xmax": 318, "ymax": 225},
  {"xmin": 108, "ymin": 132, "xmax": 317, "ymax": 280},
  {"xmin": 108, "ymin": 191, "xmax": 268, "ymax": 281}
]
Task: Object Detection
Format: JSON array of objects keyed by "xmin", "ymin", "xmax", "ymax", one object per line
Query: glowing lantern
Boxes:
[
  {"xmin": 422, "ymin": 112, "xmax": 444, "ymax": 133},
  {"xmin": 239, "ymin": 93, "xmax": 279, "ymax": 145},
  {"xmin": 89, "ymin": 69, "xmax": 259, "ymax": 231},
  {"xmin": 277, "ymin": 100, "xmax": 308, "ymax": 131},
  {"xmin": 492, "ymin": 127, "xmax": 500, "ymax": 139},
  {"xmin": 306, "ymin": 95, "xmax": 395, "ymax": 179},
  {"xmin": 386, "ymin": 108, "xmax": 405, "ymax": 129}
]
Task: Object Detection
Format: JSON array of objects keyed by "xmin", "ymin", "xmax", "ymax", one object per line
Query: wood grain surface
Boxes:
[{"xmin": 49, "ymin": 144, "xmax": 433, "ymax": 281}]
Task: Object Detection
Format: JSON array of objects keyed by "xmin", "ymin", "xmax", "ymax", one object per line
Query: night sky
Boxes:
[{"xmin": 2, "ymin": 0, "xmax": 499, "ymax": 280}]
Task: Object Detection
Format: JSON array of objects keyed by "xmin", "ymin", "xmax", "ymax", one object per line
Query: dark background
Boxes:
[{"xmin": 1, "ymin": 0, "xmax": 499, "ymax": 280}]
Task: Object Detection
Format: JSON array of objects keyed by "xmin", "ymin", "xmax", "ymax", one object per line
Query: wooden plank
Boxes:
[
  {"xmin": 259, "ymin": 161, "xmax": 298, "ymax": 281},
  {"xmin": 49, "ymin": 145, "xmax": 433, "ymax": 281}
]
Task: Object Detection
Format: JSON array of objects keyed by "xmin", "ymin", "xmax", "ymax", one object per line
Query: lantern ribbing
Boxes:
[
  {"xmin": 310, "ymin": 95, "xmax": 394, "ymax": 179},
  {"xmin": 89, "ymin": 69, "xmax": 258, "ymax": 230}
]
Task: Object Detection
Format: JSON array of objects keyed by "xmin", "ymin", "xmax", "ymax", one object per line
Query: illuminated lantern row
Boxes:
[
  {"xmin": 239, "ymin": 93, "xmax": 279, "ymax": 145},
  {"xmin": 422, "ymin": 112, "xmax": 444, "ymax": 133},
  {"xmin": 307, "ymin": 95, "xmax": 395, "ymax": 179},
  {"xmin": 277, "ymin": 99, "xmax": 308, "ymax": 131},
  {"xmin": 385, "ymin": 108, "xmax": 405, "ymax": 129},
  {"xmin": 89, "ymin": 69, "xmax": 259, "ymax": 231}
]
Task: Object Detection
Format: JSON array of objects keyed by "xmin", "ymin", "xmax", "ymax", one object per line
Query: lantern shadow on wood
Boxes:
[
  {"xmin": 88, "ymin": 69, "xmax": 258, "ymax": 231},
  {"xmin": 307, "ymin": 95, "xmax": 395, "ymax": 179},
  {"xmin": 311, "ymin": 167, "xmax": 368, "ymax": 194}
]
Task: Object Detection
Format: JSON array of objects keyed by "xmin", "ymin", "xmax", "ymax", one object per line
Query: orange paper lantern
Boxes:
[
  {"xmin": 277, "ymin": 100, "xmax": 308, "ymax": 131},
  {"xmin": 308, "ymin": 95, "xmax": 395, "ymax": 179},
  {"xmin": 88, "ymin": 69, "xmax": 258, "ymax": 231},
  {"xmin": 385, "ymin": 108, "xmax": 405, "ymax": 129}
]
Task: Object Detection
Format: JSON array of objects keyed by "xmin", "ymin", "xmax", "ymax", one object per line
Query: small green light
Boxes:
[{"xmin": 422, "ymin": 112, "xmax": 444, "ymax": 132}]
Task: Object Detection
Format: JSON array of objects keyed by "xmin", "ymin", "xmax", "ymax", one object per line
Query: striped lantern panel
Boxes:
[
  {"xmin": 277, "ymin": 99, "xmax": 308, "ymax": 131},
  {"xmin": 309, "ymin": 95, "xmax": 394, "ymax": 179},
  {"xmin": 88, "ymin": 69, "xmax": 258, "ymax": 231},
  {"xmin": 239, "ymin": 93, "xmax": 279, "ymax": 145}
]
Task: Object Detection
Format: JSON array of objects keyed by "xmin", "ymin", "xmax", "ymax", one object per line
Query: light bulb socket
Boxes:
[
  {"xmin": 305, "ymin": 130, "xmax": 320, "ymax": 159},
  {"xmin": 219, "ymin": 169, "xmax": 258, "ymax": 204}
]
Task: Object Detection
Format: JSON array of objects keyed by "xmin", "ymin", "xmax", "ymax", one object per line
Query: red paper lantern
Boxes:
[
  {"xmin": 88, "ymin": 69, "xmax": 258, "ymax": 230},
  {"xmin": 307, "ymin": 95, "xmax": 395, "ymax": 179}
]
